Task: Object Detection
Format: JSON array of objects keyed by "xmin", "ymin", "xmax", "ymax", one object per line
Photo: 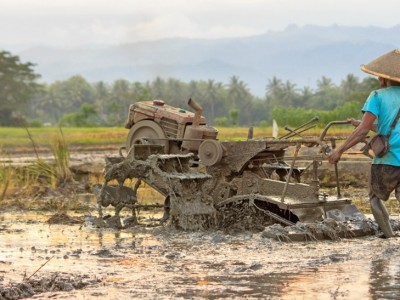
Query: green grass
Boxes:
[
  {"xmin": 0, "ymin": 126, "xmax": 355, "ymax": 147},
  {"xmin": 0, "ymin": 127, "xmax": 127, "ymax": 147}
]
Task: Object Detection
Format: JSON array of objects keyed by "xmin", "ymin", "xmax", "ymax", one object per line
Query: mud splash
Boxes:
[{"xmin": 1, "ymin": 212, "xmax": 399, "ymax": 299}]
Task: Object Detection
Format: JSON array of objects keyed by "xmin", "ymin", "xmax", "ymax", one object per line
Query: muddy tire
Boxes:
[{"xmin": 126, "ymin": 120, "xmax": 169, "ymax": 154}]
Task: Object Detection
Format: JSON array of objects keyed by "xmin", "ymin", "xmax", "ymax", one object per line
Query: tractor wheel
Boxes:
[{"xmin": 126, "ymin": 120, "xmax": 169, "ymax": 154}]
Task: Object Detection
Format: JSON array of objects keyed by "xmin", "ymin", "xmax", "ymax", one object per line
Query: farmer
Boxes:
[{"xmin": 328, "ymin": 49, "xmax": 400, "ymax": 238}]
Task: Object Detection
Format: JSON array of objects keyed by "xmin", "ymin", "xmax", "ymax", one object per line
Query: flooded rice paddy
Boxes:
[{"xmin": 1, "ymin": 212, "xmax": 399, "ymax": 299}]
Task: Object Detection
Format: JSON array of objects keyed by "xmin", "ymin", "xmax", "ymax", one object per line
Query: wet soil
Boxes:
[
  {"xmin": 1, "ymin": 146, "xmax": 400, "ymax": 298},
  {"xmin": 1, "ymin": 212, "xmax": 400, "ymax": 299}
]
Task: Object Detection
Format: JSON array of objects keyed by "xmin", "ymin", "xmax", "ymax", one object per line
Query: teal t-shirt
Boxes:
[{"xmin": 362, "ymin": 86, "xmax": 400, "ymax": 166}]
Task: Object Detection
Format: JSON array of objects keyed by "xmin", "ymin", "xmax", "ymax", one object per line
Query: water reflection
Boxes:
[
  {"xmin": 1, "ymin": 213, "xmax": 399, "ymax": 299},
  {"xmin": 95, "ymin": 230, "xmax": 139, "ymax": 248},
  {"xmin": 192, "ymin": 258, "xmax": 400, "ymax": 300},
  {"xmin": 369, "ymin": 256, "xmax": 400, "ymax": 299},
  {"xmin": 0, "ymin": 213, "xmax": 145, "ymax": 249},
  {"xmin": 96, "ymin": 229, "xmax": 122, "ymax": 248}
]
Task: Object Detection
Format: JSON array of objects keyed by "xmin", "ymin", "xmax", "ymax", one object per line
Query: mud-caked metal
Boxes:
[{"xmin": 96, "ymin": 99, "xmax": 375, "ymax": 240}]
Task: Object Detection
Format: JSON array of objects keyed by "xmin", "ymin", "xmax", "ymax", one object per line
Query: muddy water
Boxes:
[{"xmin": 1, "ymin": 212, "xmax": 399, "ymax": 299}]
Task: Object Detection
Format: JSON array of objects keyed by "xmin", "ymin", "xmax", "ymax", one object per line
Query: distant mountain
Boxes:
[{"xmin": 14, "ymin": 24, "xmax": 400, "ymax": 96}]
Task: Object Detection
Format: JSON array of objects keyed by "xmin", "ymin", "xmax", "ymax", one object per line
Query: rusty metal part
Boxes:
[
  {"xmin": 279, "ymin": 116, "xmax": 319, "ymax": 139},
  {"xmin": 281, "ymin": 143, "xmax": 301, "ymax": 203},
  {"xmin": 188, "ymin": 98, "xmax": 202, "ymax": 127},
  {"xmin": 282, "ymin": 124, "xmax": 316, "ymax": 139},
  {"xmin": 330, "ymin": 138, "xmax": 341, "ymax": 198},
  {"xmin": 319, "ymin": 120, "xmax": 352, "ymax": 142}
]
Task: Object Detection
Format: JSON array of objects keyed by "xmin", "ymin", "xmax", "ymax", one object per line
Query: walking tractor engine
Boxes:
[
  {"xmin": 93, "ymin": 98, "xmax": 384, "ymax": 241},
  {"xmin": 124, "ymin": 98, "xmax": 219, "ymax": 160}
]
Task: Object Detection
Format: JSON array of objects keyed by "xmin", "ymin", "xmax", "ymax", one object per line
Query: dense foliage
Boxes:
[
  {"xmin": 1, "ymin": 51, "xmax": 380, "ymax": 128},
  {"xmin": 0, "ymin": 51, "xmax": 41, "ymax": 126}
]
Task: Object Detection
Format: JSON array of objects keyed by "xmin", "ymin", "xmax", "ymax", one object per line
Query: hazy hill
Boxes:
[{"xmin": 16, "ymin": 24, "xmax": 400, "ymax": 96}]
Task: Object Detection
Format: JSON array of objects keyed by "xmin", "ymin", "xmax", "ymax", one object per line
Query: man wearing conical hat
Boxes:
[{"xmin": 329, "ymin": 49, "xmax": 400, "ymax": 238}]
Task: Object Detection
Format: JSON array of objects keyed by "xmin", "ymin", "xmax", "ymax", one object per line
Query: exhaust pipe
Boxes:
[{"xmin": 188, "ymin": 98, "xmax": 202, "ymax": 127}]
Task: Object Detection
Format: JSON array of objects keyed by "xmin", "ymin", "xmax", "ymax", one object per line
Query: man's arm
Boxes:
[
  {"xmin": 348, "ymin": 118, "xmax": 377, "ymax": 132},
  {"xmin": 328, "ymin": 112, "xmax": 376, "ymax": 164}
]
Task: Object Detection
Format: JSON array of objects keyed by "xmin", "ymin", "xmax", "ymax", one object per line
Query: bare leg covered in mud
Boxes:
[
  {"xmin": 370, "ymin": 195, "xmax": 395, "ymax": 238},
  {"xmin": 368, "ymin": 165, "xmax": 400, "ymax": 238}
]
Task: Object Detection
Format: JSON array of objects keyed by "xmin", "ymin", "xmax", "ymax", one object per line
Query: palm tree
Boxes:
[
  {"xmin": 227, "ymin": 75, "xmax": 249, "ymax": 108},
  {"xmin": 151, "ymin": 77, "xmax": 165, "ymax": 99},
  {"xmin": 281, "ymin": 80, "xmax": 298, "ymax": 106},
  {"xmin": 265, "ymin": 76, "xmax": 285, "ymax": 113},
  {"xmin": 131, "ymin": 81, "xmax": 150, "ymax": 102},
  {"xmin": 295, "ymin": 86, "xmax": 313, "ymax": 107},
  {"xmin": 188, "ymin": 80, "xmax": 202, "ymax": 103},
  {"xmin": 110, "ymin": 79, "xmax": 132, "ymax": 123},
  {"xmin": 266, "ymin": 76, "xmax": 283, "ymax": 99},
  {"xmin": 203, "ymin": 80, "xmax": 221, "ymax": 123},
  {"xmin": 340, "ymin": 73, "xmax": 359, "ymax": 96},
  {"xmin": 166, "ymin": 78, "xmax": 185, "ymax": 106},
  {"xmin": 93, "ymin": 81, "xmax": 109, "ymax": 121},
  {"xmin": 316, "ymin": 76, "xmax": 334, "ymax": 92}
]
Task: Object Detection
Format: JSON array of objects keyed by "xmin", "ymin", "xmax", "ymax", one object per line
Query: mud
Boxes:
[
  {"xmin": 98, "ymin": 149, "xmax": 375, "ymax": 242},
  {"xmin": 1, "ymin": 212, "xmax": 400, "ymax": 299},
  {"xmin": 0, "ymin": 273, "xmax": 100, "ymax": 300},
  {"xmin": 0, "ymin": 146, "xmax": 400, "ymax": 300}
]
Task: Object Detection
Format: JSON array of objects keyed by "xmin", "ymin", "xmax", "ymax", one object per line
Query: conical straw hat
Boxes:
[{"xmin": 361, "ymin": 49, "xmax": 400, "ymax": 82}]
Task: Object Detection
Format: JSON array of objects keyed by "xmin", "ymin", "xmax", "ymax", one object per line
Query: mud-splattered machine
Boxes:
[{"xmin": 95, "ymin": 98, "xmax": 373, "ymax": 239}]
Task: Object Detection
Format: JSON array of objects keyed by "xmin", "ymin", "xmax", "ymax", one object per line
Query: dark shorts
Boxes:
[{"xmin": 370, "ymin": 164, "xmax": 400, "ymax": 201}]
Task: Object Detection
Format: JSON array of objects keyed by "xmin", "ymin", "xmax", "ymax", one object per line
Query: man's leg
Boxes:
[{"xmin": 370, "ymin": 195, "xmax": 395, "ymax": 238}]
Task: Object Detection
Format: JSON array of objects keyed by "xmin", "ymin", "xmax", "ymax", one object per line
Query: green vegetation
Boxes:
[
  {"xmin": 0, "ymin": 51, "xmax": 41, "ymax": 126},
  {"xmin": 0, "ymin": 131, "xmax": 93, "ymax": 211},
  {"xmin": 60, "ymin": 103, "xmax": 99, "ymax": 127},
  {"xmin": 0, "ymin": 51, "xmax": 376, "ymax": 214},
  {"xmin": 271, "ymin": 101, "xmax": 362, "ymax": 126},
  {"xmin": 51, "ymin": 129, "xmax": 73, "ymax": 186},
  {"xmin": 0, "ymin": 125, "xmax": 356, "ymax": 148},
  {"xmin": 0, "ymin": 159, "xmax": 11, "ymax": 201},
  {"xmin": 0, "ymin": 51, "xmax": 380, "ymax": 129},
  {"xmin": 25, "ymin": 130, "xmax": 72, "ymax": 187},
  {"xmin": 0, "ymin": 127, "xmax": 127, "ymax": 147}
]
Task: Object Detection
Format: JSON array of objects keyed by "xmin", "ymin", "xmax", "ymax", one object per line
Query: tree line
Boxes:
[{"xmin": 0, "ymin": 50, "xmax": 380, "ymax": 128}]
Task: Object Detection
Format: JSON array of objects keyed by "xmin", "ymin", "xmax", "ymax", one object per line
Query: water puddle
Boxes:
[{"xmin": 1, "ymin": 212, "xmax": 399, "ymax": 299}]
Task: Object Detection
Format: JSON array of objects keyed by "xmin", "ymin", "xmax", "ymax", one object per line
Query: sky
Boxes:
[{"xmin": 1, "ymin": 0, "xmax": 399, "ymax": 49}]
